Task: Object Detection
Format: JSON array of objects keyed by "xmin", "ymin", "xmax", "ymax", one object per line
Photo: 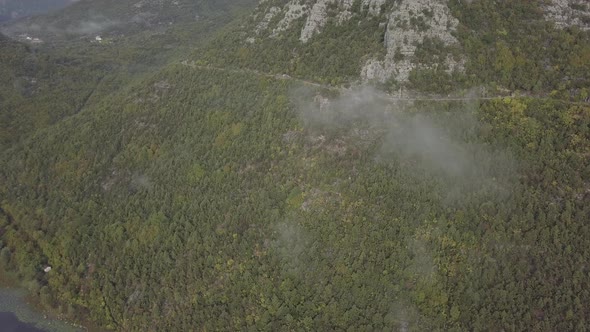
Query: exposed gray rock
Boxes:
[
  {"xmin": 300, "ymin": 0, "xmax": 354, "ymax": 42},
  {"xmin": 361, "ymin": 0, "xmax": 386, "ymax": 16},
  {"xmin": 544, "ymin": 0, "xmax": 590, "ymax": 30},
  {"xmin": 361, "ymin": 0, "xmax": 462, "ymax": 83},
  {"xmin": 250, "ymin": 0, "xmax": 463, "ymax": 84},
  {"xmin": 255, "ymin": 6, "xmax": 281, "ymax": 34},
  {"xmin": 300, "ymin": 0, "xmax": 333, "ymax": 42},
  {"xmin": 255, "ymin": 0, "xmax": 381, "ymax": 41},
  {"xmin": 271, "ymin": 0, "xmax": 308, "ymax": 37}
]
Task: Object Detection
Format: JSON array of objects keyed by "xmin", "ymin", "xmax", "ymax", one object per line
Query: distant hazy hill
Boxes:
[{"xmin": 0, "ymin": 0, "xmax": 75, "ymax": 22}]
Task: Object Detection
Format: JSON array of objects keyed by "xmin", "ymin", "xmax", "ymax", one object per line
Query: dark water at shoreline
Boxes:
[
  {"xmin": 0, "ymin": 312, "xmax": 46, "ymax": 332},
  {"xmin": 0, "ymin": 288, "xmax": 81, "ymax": 332}
]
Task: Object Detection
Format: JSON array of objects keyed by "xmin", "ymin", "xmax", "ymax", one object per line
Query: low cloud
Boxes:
[
  {"xmin": 291, "ymin": 85, "xmax": 516, "ymax": 197},
  {"xmin": 380, "ymin": 112, "xmax": 471, "ymax": 178},
  {"xmin": 65, "ymin": 17, "xmax": 120, "ymax": 35},
  {"xmin": 2, "ymin": 14, "xmax": 120, "ymax": 37}
]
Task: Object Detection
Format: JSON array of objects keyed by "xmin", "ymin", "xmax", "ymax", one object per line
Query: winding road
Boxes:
[{"xmin": 180, "ymin": 60, "xmax": 588, "ymax": 105}]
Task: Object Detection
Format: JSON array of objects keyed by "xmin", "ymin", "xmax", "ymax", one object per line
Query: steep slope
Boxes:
[
  {"xmin": 202, "ymin": 0, "xmax": 589, "ymax": 97},
  {"xmin": 0, "ymin": 0, "xmax": 589, "ymax": 331},
  {"xmin": 2, "ymin": 59, "xmax": 589, "ymax": 331},
  {"xmin": 0, "ymin": 0, "xmax": 257, "ymax": 150},
  {"xmin": 0, "ymin": 32, "xmax": 106, "ymax": 149}
]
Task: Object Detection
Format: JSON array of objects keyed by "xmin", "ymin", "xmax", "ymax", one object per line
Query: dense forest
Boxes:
[{"xmin": 0, "ymin": 0, "xmax": 589, "ymax": 331}]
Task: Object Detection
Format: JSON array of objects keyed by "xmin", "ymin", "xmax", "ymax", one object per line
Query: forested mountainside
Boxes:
[
  {"xmin": 0, "ymin": 0, "xmax": 589, "ymax": 331},
  {"xmin": 0, "ymin": 31, "xmax": 112, "ymax": 150},
  {"xmin": 0, "ymin": 0, "xmax": 256, "ymax": 150}
]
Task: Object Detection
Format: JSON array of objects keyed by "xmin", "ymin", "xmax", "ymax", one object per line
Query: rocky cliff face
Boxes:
[
  {"xmin": 361, "ymin": 0, "xmax": 461, "ymax": 84},
  {"xmin": 254, "ymin": 0, "xmax": 385, "ymax": 42},
  {"xmin": 251, "ymin": 0, "xmax": 462, "ymax": 84},
  {"xmin": 250, "ymin": 0, "xmax": 590, "ymax": 86}
]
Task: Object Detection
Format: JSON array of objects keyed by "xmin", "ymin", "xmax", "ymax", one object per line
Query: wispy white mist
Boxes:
[
  {"xmin": 292, "ymin": 85, "xmax": 516, "ymax": 186},
  {"xmin": 65, "ymin": 16, "xmax": 120, "ymax": 35}
]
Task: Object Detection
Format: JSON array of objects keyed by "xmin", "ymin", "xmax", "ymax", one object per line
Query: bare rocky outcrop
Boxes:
[
  {"xmin": 270, "ymin": 1, "xmax": 308, "ymax": 37},
  {"xmin": 251, "ymin": 0, "xmax": 463, "ymax": 85},
  {"xmin": 300, "ymin": 0, "xmax": 334, "ymax": 42},
  {"xmin": 361, "ymin": 0, "xmax": 462, "ymax": 83},
  {"xmin": 299, "ymin": 0, "xmax": 359, "ymax": 42},
  {"xmin": 361, "ymin": 0, "xmax": 386, "ymax": 16},
  {"xmin": 255, "ymin": 0, "xmax": 384, "ymax": 41},
  {"xmin": 544, "ymin": 0, "xmax": 590, "ymax": 30},
  {"xmin": 255, "ymin": 6, "xmax": 281, "ymax": 34}
]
